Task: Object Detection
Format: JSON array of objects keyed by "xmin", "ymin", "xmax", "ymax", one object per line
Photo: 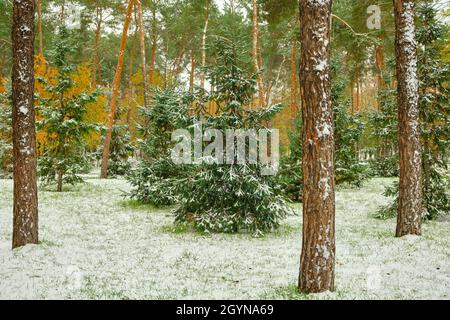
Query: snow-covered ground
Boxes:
[{"xmin": 0, "ymin": 175, "xmax": 448, "ymax": 299}]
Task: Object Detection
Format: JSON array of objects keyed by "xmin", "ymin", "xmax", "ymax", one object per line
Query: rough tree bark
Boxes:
[
  {"xmin": 393, "ymin": 0, "xmax": 422, "ymax": 237},
  {"xmin": 11, "ymin": 0, "xmax": 38, "ymax": 249},
  {"xmin": 298, "ymin": 0, "xmax": 335, "ymax": 293},
  {"xmin": 100, "ymin": 0, "xmax": 135, "ymax": 178},
  {"xmin": 137, "ymin": 0, "xmax": 148, "ymax": 109},
  {"xmin": 252, "ymin": 0, "xmax": 264, "ymax": 108},
  {"xmin": 200, "ymin": 0, "xmax": 210, "ymax": 90}
]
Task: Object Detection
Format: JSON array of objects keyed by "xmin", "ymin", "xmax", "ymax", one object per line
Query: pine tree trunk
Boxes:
[
  {"xmin": 200, "ymin": 1, "xmax": 210, "ymax": 90},
  {"xmin": 190, "ymin": 49, "xmax": 195, "ymax": 93},
  {"xmin": 149, "ymin": 5, "xmax": 157, "ymax": 86},
  {"xmin": 60, "ymin": 0, "xmax": 65, "ymax": 25},
  {"xmin": 350, "ymin": 79, "xmax": 355, "ymax": 112},
  {"xmin": 264, "ymin": 56, "xmax": 273, "ymax": 103},
  {"xmin": 359, "ymin": 80, "xmax": 363, "ymax": 111},
  {"xmin": 375, "ymin": 43, "xmax": 385, "ymax": 87},
  {"xmin": 355, "ymin": 72, "xmax": 360, "ymax": 112},
  {"xmin": 126, "ymin": 18, "xmax": 138, "ymax": 129},
  {"xmin": 127, "ymin": 18, "xmax": 138, "ymax": 128},
  {"xmin": 257, "ymin": 36, "xmax": 265, "ymax": 103},
  {"xmin": 394, "ymin": 0, "xmax": 422, "ymax": 237},
  {"xmin": 170, "ymin": 50, "xmax": 185, "ymax": 80},
  {"xmin": 137, "ymin": 0, "xmax": 148, "ymax": 109},
  {"xmin": 0, "ymin": 59, "xmax": 4, "ymax": 84},
  {"xmin": 100, "ymin": 0, "xmax": 135, "ymax": 178},
  {"xmin": 57, "ymin": 171, "xmax": 63, "ymax": 192},
  {"xmin": 374, "ymin": 43, "xmax": 385, "ymax": 110},
  {"xmin": 129, "ymin": 10, "xmax": 138, "ymax": 91},
  {"xmin": 37, "ymin": 0, "xmax": 43, "ymax": 55},
  {"xmin": 290, "ymin": 24, "xmax": 298, "ymax": 117},
  {"xmin": 93, "ymin": 0, "xmax": 103, "ymax": 85},
  {"xmin": 423, "ymin": 142, "xmax": 431, "ymax": 196},
  {"xmin": 265, "ymin": 55, "xmax": 285, "ymax": 108},
  {"xmin": 163, "ymin": 42, "xmax": 168, "ymax": 87},
  {"xmin": 252, "ymin": 0, "xmax": 264, "ymax": 108},
  {"xmin": 11, "ymin": 0, "xmax": 38, "ymax": 249},
  {"xmin": 298, "ymin": 0, "xmax": 335, "ymax": 293}
]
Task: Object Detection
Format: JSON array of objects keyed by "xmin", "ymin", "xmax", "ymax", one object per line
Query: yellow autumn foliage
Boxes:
[
  {"xmin": 69, "ymin": 63, "xmax": 108, "ymax": 150},
  {"xmin": 0, "ymin": 75, "xmax": 5, "ymax": 94},
  {"xmin": 35, "ymin": 54, "xmax": 58, "ymax": 153},
  {"xmin": 34, "ymin": 55, "xmax": 108, "ymax": 153},
  {"xmin": 123, "ymin": 68, "xmax": 164, "ymax": 140}
]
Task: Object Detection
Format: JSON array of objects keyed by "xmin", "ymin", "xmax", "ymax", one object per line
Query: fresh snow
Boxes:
[
  {"xmin": 314, "ymin": 59, "xmax": 327, "ymax": 73},
  {"xmin": 0, "ymin": 175, "xmax": 448, "ymax": 299},
  {"xmin": 307, "ymin": 0, "xmax": 330, "ymax": 7},
  {"xmin": 18, "ymin": 105, "xmax": 28, "ymax": 115}
]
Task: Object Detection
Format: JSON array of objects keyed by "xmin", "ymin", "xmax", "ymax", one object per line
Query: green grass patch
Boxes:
[
  {"xmin": 119, "ymin": 199, "xmax": 162, "ymax": 212},
  {"xmin": 269, "ymin": 224, "xmax": 299, "ymax": 238},
  {"xmin": 38, "ymin": 239, "xmax": 60, "ymax": 247},
  {"xmin": 264, "ymin": 285, "xmax": 312, "ymax": 300},
  {"xmin": 161, "ymin": 222, "xmax": 209, "ymax": 236}
]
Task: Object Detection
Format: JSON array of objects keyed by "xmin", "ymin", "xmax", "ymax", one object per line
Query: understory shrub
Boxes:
[
  {"xmin": 174, "ymin": 39, "xmax": 293, "ymax": 236},
  {"xmin": 127, "ymin": 88, "xmax": 191, "ymax": 206},
  {"xmin": 0, "ymin": 87, "xmax": 12, "ymax": 178}
]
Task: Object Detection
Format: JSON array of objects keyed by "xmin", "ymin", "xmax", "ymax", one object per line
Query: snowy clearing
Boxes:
[{"xmin": 0, "ymin": 175, "xmax": 448, "ymax": 300}]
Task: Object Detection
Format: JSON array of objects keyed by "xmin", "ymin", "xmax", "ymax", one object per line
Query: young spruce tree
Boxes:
[
  {"xmin": 127, "ymin": 88, "xmax": 191, "ymax": 206},
  {"xmin": 174, "ymin": 39, "xmax": 293, "ymax": 236},
  {"xmin": 37, "ymin": 27, "xmax": 98, "ymax": 192},
  {"xmin": 98, "ymin": 107, "xmax": 134, "ymax": 177}
]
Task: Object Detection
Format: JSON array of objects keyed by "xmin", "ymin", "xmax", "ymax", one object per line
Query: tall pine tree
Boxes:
[
  {"xmin": 394, "ymin": 0, "xmax": 422, "ymax": 237},
  {"xmin": 298, "ymin": 0, "xmax": 335, "ymax": 293},
  {"xmin": 379, "ymin": 1, "xmax": 450, "ymax": 221},
  {"xmin": 11, "ymin": 0, "xmax": 39, "ymax": 248}
]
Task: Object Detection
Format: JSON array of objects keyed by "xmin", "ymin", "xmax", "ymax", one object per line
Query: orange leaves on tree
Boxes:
[
  {"xmin": 0, "ymin": 76, "xmax": 5, "ymax": 94},
  {"xmin": 34, "ymin": 54, "xmax": 58, "ymax": 154},
  {"xmin": 34, "ymin": 57, "xmax": 108, "ymax": 153},
  {"xmin": 70, "ymin": 64, "xmax": 108, "ymax": 150}
]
